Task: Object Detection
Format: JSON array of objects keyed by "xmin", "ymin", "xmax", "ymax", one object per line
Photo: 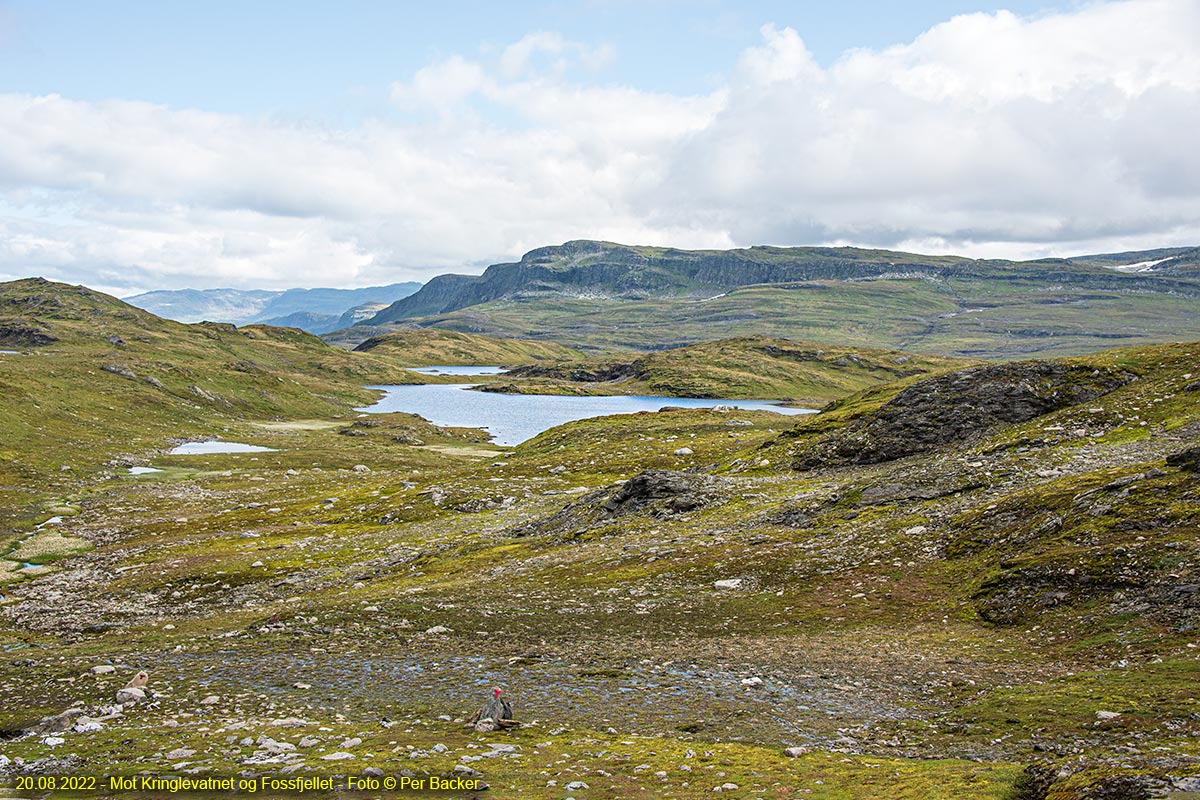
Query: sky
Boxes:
[{"xmin": 0, "ymin": 0, "xmax": 1198, "ymax": 295}]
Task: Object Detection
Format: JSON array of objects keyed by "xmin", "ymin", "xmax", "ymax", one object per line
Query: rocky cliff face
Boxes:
[
  {"xmin": 367, "ymin": 241, "xmax": 974, "ymax": 324},
  {"xmin": 789, "ymin": 361, "xmax": 1138, "ymax": 469},
  {"xmin": 366, "ymin": 241, "xmax": 1200, "ymax": 329}
]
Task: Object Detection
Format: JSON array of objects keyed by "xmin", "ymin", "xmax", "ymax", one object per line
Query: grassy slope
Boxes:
[
  {"xmin": 0, "ymin": 278, "xmax": 427, "ymax": 535},
  {"xmin": 350, "ymin": 328, "xmax": 586, "ymax": 365},
  {"xmin": 483, "ymin": 335, "xmax": 974, "ymax": 407}
]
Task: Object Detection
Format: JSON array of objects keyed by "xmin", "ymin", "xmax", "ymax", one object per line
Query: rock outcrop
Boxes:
[
  {"xmin": 507, "ymin": 469, "xmax": 730, "ymax": 539},
  {"xmin": 790, "ymin": 362, "xmax": 1137, "ymax": 469}
]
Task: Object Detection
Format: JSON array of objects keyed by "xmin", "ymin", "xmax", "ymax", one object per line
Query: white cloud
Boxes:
[{"xmin": 1, "ymin": 0, "xmax": 1198, "ymax": 293}]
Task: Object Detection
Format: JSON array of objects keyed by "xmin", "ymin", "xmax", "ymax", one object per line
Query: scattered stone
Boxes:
[
  {"xmin": 319, "ymin": 752, "xmax": 355, "ymax": 761},
  {"xmin": 90, "ymin": 665, "xmax": 116, "ymax": 675},
  {"xmin": 713, "ymin": 579, "xmax": 744, "ymax": 590},
  {"xmin": 27, "ymin": 708, "xmax": 86, "ymax": 735},
  {"xmin": 165, "ymin": 748, "xmax": 196, "ymax": 760},
  {"xmin": 256, "ymin": 736, "xmax": 295, "ymax": 755},
  {"xmin": 199, "ymin": 695, "xmax": 220, "ymax": 705},
  {"xmin": 116, "ymin": 687, "xmax": 145, "ymax": 704},
  {"xmin": 271, "ymin": 717, "xmax": 309, "ymax": 727},
  {"xmin": 424, "ymin": 625, "xmax": 452, "ymax": 635}
]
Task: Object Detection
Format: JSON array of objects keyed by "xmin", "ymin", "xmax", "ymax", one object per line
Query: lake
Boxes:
[
  {"xmin": 169, "ymin": 441, "xmax": 277, "ymax": 455},
  {"xmin": 360, "ymin": 376, "xmax": 813, "ymax": 446},
  {"xmin": 409, "ymin": 365, "xmax": 507, "ymax": 376}
]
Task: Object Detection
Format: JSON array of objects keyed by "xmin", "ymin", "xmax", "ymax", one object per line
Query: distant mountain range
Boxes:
[
  {"xmin": 330, "ymin": 241, "xmax": 1200, "ymax": 359},
  {"xmin": 125, "ymin": 283, "xmax": 422, "ymax": 333}
]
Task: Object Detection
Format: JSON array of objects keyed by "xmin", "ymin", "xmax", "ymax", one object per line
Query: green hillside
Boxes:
[
  {"xmin": 483, "ymin": 335, "xmax": 974, "ymax": 406},
  {"xmin": 351, "ymin": 328, "xmax": 584, "ymax": 365},
  {"xmin": 0, "ymin": 278, "xmax": 428, "ymax": 534}
]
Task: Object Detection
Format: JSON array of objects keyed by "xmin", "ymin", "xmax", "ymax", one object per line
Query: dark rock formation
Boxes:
[
  {"xmin": 0, "ymin": 318, "xmax": 58, "ymax": 347},
  {"xmin": 791, "ymin": 362, "xmax": 1137, "ymax": 469},
  {"xmin": 507, "ymin": 469, "xmax": 729, "ymax": 539},
  {"xmin": 1166, "ymin": 445, "xmax": 1200, "ymax": 472}
]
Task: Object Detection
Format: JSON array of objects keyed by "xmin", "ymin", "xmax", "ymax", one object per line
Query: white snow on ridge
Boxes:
[{"xmin": 1108, "ymin": 256, "xmax": 1175, "ymax": 273}]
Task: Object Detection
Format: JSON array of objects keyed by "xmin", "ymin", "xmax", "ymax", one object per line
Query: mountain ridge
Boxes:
[
  {"xmin": 127, "ymin": 281, "xmax": 422, "ymax": 330},
  {"xmin": 365, "ymin": 241, "xmax": 1200, "ymax": 326}
]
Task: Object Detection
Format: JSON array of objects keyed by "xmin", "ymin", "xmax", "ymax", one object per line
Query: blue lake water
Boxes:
[
  {"xmin": 360, "ymin": 379, "xmax": 814, "ymax": 446},
  {"xmin": 169, "ymin": 441, "xmax": 276, "ymax": 455},
  {"xmin": 408, "ymin": 365, "xmax": 508, "ymax": 376}
]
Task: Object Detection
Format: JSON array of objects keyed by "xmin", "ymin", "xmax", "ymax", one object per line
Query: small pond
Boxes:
[
  {"xmin": 169, "ymin": 441, "xmax": 276, "ymax": 455},
  {"xmin": 408, "ymin": 365, "xmax": 508, "ymax": 376}
]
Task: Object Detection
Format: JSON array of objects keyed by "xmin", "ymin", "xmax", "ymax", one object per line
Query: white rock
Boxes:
[
  {"xmin": 783, "ymin": 746, "xmax": 808, "ymax": 757},
  {"xmin": 341, "ymin": 737, "xmax": 363, "ymax": 748},
  {"xmin": 673, "ymin": 447, "xmax": 694, "ymax": 456},
  {"xmin": 42, "ymin": 736, "xmax": 65, "ymax": 746},
  {"xmin": 320, "ymin": 752, "xmax": 356, "ymax": 760},
  {"xmin": 565, "ymin": 781, "xmax": 590, "ymax": 790},
  {"xmin": 200, "ymin": 695, "xmax": 220, "ymax": 705},
  {"xmin": 1096, "ymin": 710, "xmax": 1121, "ymax": 720},
  {"xmin": 256, "ymin": 736, "xmax": 296, "ymax": 755},
  {"xmin": 73, "ymin": 721, "xmax": 103, "ymax": 733},
  {"xmin": 713, "ymin": 579, "xmax": 744, "ymax": 590},
  {"xmin": 165, "ymin": 748, "xmax": 196, "ymax": 759},
  {"xmin": 424, "ymin": 625, "xmax": 452, "ymax": 635},
  {"xmin": 116, "ymin": 687, "xmax": 145, "ymax": 704},
  {"xmin": 740, "ymin": 676, "xmax": 763, "ymax": 686},
  {"xmin": 90, "ymin": 665, "xmax": 116, "ymax": 675},
  {"xmin": 352, "ymin": 464, "xmax": 371, "ymax": 473},
  {"xmin": 904, "ymin": 525, "xmax": 928, "ymax": 535}
]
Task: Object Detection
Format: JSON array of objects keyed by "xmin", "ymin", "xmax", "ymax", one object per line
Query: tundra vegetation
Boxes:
[{"xmin": 1, "ymin": 277, "xmax": 1198, "ymax": 799}]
